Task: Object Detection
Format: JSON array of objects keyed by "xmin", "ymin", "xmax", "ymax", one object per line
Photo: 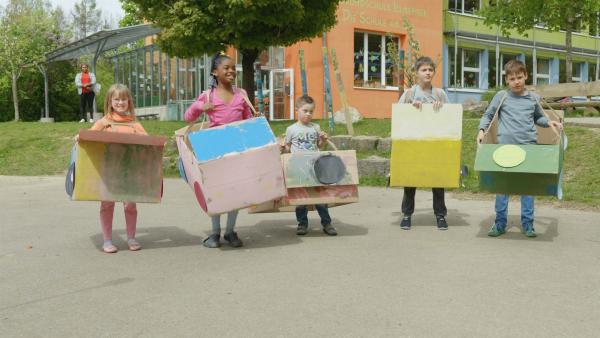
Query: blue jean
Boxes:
[
  {"xmin": 495, "ymin": 195, "xmax": 534, "ymax": 229},
  {"xmin": 211, "ymin": 210, "xmax": 239, "ymax": 235},
  {"xmin": 296, "ymin": 204, "xmax": 331, "ymax": 226}
]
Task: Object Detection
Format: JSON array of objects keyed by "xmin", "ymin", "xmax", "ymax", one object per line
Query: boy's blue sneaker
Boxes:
[
  {"xmin": 487, "ymin": 224, "xmax": 506, "ymax": 237},
  {"xmin": 522, "ymin": 224, "xmax": 537, "ymax": 238}
]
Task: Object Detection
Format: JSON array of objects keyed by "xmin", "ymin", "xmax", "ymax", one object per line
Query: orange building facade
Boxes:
[{"xmin": 285, "ymin": 0, "xmax": 444, "ymax": 119}]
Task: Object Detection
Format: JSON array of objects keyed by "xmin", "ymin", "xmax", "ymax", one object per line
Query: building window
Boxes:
[
  {"xmin": 536, "ymin": 58, "xmax": 550, "ymax": 85},
  {"xmin": 449, "ymin": 0, "xmax": 480, "ymax": 14},
  {"xmin": 572, "ymin": 63, "xmax": 582, "ymax": 82},
  {"xmin": 353, "ymin": 31, "xmax": 399, "ymax": 89},
  {"xmin": 462, "ymin": 49, "xmax": 480, "ymax": 88},
  {"xmin": 488, "ymin": 50, "xmax": 497, "ymax": 88},
  {"xmin": 590, "ymin": 63, "xmax": 597, "ymax": 82},
  {"xmin": 449, "ymin": 47, "xmax": 480, "ymax": 88}
]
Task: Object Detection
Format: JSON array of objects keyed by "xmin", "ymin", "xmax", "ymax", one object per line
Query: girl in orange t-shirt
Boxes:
[{"xmin": 89, "ymin": 84, "xmax": 146, "ymax": 253}]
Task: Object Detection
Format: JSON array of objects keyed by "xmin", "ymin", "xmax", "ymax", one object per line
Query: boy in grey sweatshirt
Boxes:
[
  {"xmin": 397, "ymin": 56, "xmax": 450, "ymax": 231},
  {"xmin": 477, "ymin": 60, "xmax": 562, "ymax": 237}
]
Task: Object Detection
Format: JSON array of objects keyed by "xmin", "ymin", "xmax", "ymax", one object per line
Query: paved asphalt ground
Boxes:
[{"xmin": 1, "ymin": 176, "xmax": 599, "ymax": 337}]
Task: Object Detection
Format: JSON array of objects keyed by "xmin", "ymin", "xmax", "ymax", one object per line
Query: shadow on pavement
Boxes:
[
  {"xmin": 214, "ymin": 218, "xmax": 368, "ymax": 250},
  {"xmin": 89, "ymin": 226, "xmax": 204, "ymax": 250},
  {"xmin": 476, "ymin": 215, "xmax": 559, "ymax": 241},
  {"xmin": 391, "ymin": 208, "xmax": 470, "ymax": 228}
]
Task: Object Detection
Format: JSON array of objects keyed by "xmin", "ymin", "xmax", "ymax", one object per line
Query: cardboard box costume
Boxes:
[
  {"xmin": 175, "ymin": 117, "xmax": 287, "ymax": 216},
  {"xmin": 475, "ymin": 103, "xmax": 566, "ymax": 198},
  {"xmin": 249, "ymin": 149, "xmax": 359, "ymax": 213},
  {"xmin": 66, "ymin": 130, "xmax": 168, "ymax": 203},
  {"xmin": 390, "ymin": 104, "xmax": 463, "ymax": 188}
]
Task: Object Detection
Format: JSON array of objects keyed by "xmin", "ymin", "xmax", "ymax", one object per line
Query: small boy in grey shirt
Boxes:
[{"xmin": 285, "ymin": 95, "xmax": 337, "ymax": 236}]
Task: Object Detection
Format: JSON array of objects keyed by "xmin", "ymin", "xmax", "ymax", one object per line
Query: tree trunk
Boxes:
[
  {"xmin": 240, "ymin": 48, "xmax": 259, "ymax": 107},
  {"xmin": 11, "ymin": 72, "xmax": 20, "ymax": 121},
  {"xmin": 565, "ymin": 25, "xmax": 573, "ymax": 83}
]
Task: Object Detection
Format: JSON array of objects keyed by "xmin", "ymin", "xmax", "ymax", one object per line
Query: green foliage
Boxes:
[
  {"xmin": 0, "ymin": 61, "xmax": 80, "ymax": 122},
  {"xmin": 119, "ymin": 0, "xmax": 142, "ymax": 27},
  {"xmin": 70, "ymin": 0, "xmax": 103, "ymax": 39},
  {"xmin": 126, "ymin": 0, "xmax": 341, "ymax": 99},
  {"xmin": 0, "ymin": 0, "xmax": 65, "ymax": 120},
  {"xmin": 479, "ymin": 0, "xmax": 600, "ymax": 82},
  {"xmin": 479, "ymin": 0, "xmax": 600, "ymax": 37}
]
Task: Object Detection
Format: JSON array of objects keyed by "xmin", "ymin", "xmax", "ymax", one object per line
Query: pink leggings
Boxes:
[{"xmin": 100, "ymin": 201, "xmax": 137, "ymax": 241}]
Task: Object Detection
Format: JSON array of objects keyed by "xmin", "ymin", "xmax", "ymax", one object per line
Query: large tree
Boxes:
[
  {"xmin": 479, "ymin": 0, "xmax": 600, "ymax": 83},
  {"xmin": 0, "ymin": 0, "xmax": 56, "ymax": 121},
  {"xmin": 70, "ymin": 0, "xmax": 103, "ymax": 39},
  {"xmin": 126, "ymin": 0, "xmax": 341, "ymax": 103}
]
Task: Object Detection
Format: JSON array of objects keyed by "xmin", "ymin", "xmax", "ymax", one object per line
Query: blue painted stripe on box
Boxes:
[{"xmin": 188, "ymin": 117, "xmax": 276, "ymax": 162}]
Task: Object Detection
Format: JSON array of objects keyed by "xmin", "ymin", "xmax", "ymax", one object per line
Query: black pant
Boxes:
[
  {"xmin": 79, "ymin": 92, "xmax": 95, "ymax": 120},
  {"xmin": 296, "ymin": 204, "xmax": 331, "ymax": 226},
  {"xmin": 401, "ymin": 187, "xmax": 447, "ymax": 217}
]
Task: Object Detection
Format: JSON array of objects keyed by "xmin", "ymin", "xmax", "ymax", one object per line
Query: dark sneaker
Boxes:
[
  {"xmin": 203, "ymin": 234, "xmax": 221, "ymax": 248},
  {"xmin": 224, "ymin": 231, "xmax": 244, "ymax": 247},
  {"xmin": 400, "ymin": 215, "xmax": 411, "ymax": 230},
  {"xmin": 296, "ymin": 224, "xmax": 308, "ymax": 236},
  {"xmin": 322, "ymin": 224, "xmax": 338, "ymax": 236},
  {"xmin": 436, "ymin": 216, "xmax": 448, "ymax": 230},
  {"xmin": 487, "ymin": 224, "xmax": 506, "ymax": 237},
  {"xmin": 522, "ymin": 224, "xmax": 537, "ymax": 238}
]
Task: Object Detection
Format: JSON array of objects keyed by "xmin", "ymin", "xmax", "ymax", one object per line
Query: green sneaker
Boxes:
[
  {"xmin": 522, "ymin": 224, "xmax": 537, "ymax": 238},
  {"xmin": 487, "ymin": 224, "xmax": 506, "ymax": 237}
]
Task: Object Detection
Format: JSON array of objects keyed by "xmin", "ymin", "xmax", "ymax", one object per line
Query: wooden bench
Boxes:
[{"xmin": 529, "ymin": 81, "xmax": 600, "ymax": 111}]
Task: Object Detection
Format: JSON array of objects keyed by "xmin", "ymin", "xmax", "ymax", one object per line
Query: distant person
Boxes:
[{"xmin": 75, "ymin": 64, "xmax": 97, "ymax": 123}]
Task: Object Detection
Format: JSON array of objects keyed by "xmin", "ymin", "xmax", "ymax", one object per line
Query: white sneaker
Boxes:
[{"xmin": 79, "ymin": 119, "xmax": 85, "ymax": 123}]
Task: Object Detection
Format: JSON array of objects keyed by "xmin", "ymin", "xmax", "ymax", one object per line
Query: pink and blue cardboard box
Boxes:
[{"xmin": 175, "ymin": 117, "xmax": 286, "ymax": 216}]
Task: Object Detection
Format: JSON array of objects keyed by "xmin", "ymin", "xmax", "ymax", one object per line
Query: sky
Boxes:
[{"xmin": 0, "ymin": 0, "xmax": 125, "ymax": 25}]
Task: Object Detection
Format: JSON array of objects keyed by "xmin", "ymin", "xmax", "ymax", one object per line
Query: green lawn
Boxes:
[{"xmin": 1, "ymin": 118, "xmax": 598, "ymax": 207}]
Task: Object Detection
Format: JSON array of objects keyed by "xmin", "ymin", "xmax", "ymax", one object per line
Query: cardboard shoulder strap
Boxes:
[
  {"xmin": 481, "ymin": 91, "xmax": 508, "ymax": 144},
  {"xmin": 403, "ymin": 87, "xmax": 444, "ymax": 103}
]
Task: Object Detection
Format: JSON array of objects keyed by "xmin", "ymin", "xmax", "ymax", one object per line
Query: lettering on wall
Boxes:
[
  {"xmin": 341, "ymin": 0, "xmax": 427, "ymax": 28},
  {"xmin": 345, "ymin": 0, "xmax": 427, "ymax": 17}
]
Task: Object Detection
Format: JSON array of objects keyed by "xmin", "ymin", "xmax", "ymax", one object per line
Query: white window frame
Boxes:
[
  {"xmin": 461, "ymin": 49, "xmax": 480, "ymax": 88},
  {"xmin": 355, "ymin": 31, "xmax": 398, "ymax": 89},
  {"xmin": 535, "ymin": 58, "xmax": 550, "ymax": 85},
  {"xmin": 449, "ymin": 0, "xmax": 481, "ymax": 14},
  {"xmin": 572, "ymin": 62, "xmax": 582, "ymax": 82}
]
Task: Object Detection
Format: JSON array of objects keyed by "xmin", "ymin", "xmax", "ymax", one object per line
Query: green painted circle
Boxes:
[{"xmin": 492, "ymin": 145, "xmax": 526, "ymax": 168}]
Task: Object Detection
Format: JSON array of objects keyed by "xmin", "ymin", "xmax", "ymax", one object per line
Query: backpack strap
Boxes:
[
  {"xmin": 238, "ymin": 88, "xmax": 259, "ymax": 117},
  {"xmin": 403, "ymin": 87, "xmax": 415, "ymax": 103}
]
